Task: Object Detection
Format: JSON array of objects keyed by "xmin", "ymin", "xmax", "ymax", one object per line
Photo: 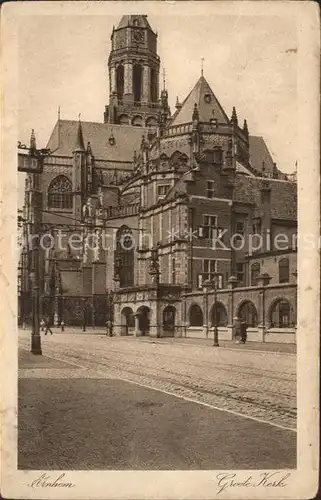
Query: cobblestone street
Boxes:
[{"xmin": 19, "ymin": 330, "xmax": 296, "ymax": 431}]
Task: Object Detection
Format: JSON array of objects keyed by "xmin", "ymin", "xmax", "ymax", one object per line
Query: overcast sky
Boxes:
[{"xmin": 18, "ymin": 8, "xmax": 297, "ymax": 197}]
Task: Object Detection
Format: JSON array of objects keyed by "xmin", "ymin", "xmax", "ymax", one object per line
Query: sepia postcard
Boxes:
[{"xmin": 0, "ymin": 1, "xmax": 320, "ymax": 499}]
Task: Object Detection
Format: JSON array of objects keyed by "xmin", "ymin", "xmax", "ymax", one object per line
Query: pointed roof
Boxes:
[
  {"xmin": 117, "ymin": 15, "xmax": 152, "ymax": 30},
  {"xmin": 73, "ymin": 120, "xmax": 85, "ymax": 152},
  {"xmin": 171, "ymin": 76, "xmax": 229, "ymax": 127}
]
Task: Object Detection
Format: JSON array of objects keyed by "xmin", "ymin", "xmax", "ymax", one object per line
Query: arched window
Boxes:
[
  {"xmin": 211, "ymin": 302, "xmax": 228, "ymax": 327},
  {"xmin": 251, "ymin": 262, "xmax": 260, "ymax": 286},
  {"xmin": 48, "ymin": 176, "xmax": 72, "ymax": 210},
  {"xmin": 279, "ymin": 258, "xmax": 289, "ymax": 283},
  {"xmin": 133, "ymin": 64, "xmax": 143, "ymax": 102},
  {"xmin": 132, "ymin": 115, "xmax": 143, "ymax": 127},
  {"xmin": 115, "ymin": 226, "xmax": 134, "ymax": 288},
  {"xmin": 116, "ymin": 65, "xmax": 124, "ymax": 99},
  {"xmin": 269, "ymin": 299, "xmax": 291, "ymax": 328},
  {"xmin": 238, "ymin": 301, "xmax": 258, "ymax": 327},
  {"xmin": 189, "ymin": 304, "xmax": 203, "ymax": 327}
]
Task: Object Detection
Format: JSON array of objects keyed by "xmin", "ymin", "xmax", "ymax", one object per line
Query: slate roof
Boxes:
[
  {"xmin": 248, "ymin": 136, "xmax": 275, "ymax": 175},
  {"xmin": 117, "ymin": 15, "xmax": 152, "ymax": 30},
  {"xmin": 234, "ymin": 174, "xmax": 297, "ymax": 220},
  {"xmin": 171, "ymin": 76, "xmax": 230, "ymax": 126},
  {"xmin": 46, "ymin": 120, "xmax": 148, "ymax": 163}
]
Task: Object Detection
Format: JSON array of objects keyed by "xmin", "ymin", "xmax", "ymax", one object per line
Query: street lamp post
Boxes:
[
  {"xmin": 203, "ymin": 273, "xmax": 220, "ymax": 347},
  {"xmin": 212, "ymin": 273, "xmax": 219, "ymax": 347}
]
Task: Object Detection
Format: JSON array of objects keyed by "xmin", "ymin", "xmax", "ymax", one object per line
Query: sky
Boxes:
[{"xmin": 18, "ymin": 9, "xmax": 298, "ymax": 199}]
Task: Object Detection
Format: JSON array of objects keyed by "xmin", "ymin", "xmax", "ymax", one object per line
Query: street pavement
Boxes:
[{"xmin": 18, "ymin": 330, "xmax": 296, "ymax": 470}]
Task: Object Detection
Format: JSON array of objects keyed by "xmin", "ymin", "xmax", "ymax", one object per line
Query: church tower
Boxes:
[{"xmin": 104, "ymin": 15, "xmax": 161, "ymax": 127}]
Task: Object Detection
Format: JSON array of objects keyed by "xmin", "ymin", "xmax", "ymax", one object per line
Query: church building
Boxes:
[{"xmin": 19, "ymin": 14, "xmax": 298, "ymax": 343}]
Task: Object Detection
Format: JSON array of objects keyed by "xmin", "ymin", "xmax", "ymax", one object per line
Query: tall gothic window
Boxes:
[
  {"xmin": 48, "ymin": 176, "xmax": 72, "ymax": 210},
  {"xmin": 269, "ymin": 299, "xmax": 291, "ymax": 328},
  {"xmin": 115, "ymin": 226, "xmax": 134, "ymax": 288},
  {"xmin": 150, "ymin": 68, "xmax": 157, "ymax": 103},
  {"xmin": 251, "ymin": 262, "xmax": 260, "ymax": 286},
  {"xmin": 116, "ymin": 64, "xmax": 124, "ymax": 99},
  {"xmin": 133, "ymin": 64, "xmax": 143, "ymax": 103},
  {"xmin": 279, "ymin": 258, "xmax": 290, "ymax": 283}
]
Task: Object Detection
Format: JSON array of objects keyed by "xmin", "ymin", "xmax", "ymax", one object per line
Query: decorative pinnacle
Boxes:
[
  {"xmin": 231, "ymin": 106, "xmax": 238, "ymax": 125},
  {"xmin": 192, "ymin": 102, "xmax": 199, "ymax": 122},
  {"xmin": 201, "ymin": 57, "xmax": 204, "ymax": 77},
  {"xmin": 243, "ymin": 119, "xmax": 248, "ymax": 135},
  {"xmin": 162, "ymin": 67, "xmax": 166, "ymax": 91}
]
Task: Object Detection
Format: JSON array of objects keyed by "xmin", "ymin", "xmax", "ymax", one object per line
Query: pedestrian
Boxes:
[
  {"xmin": 241, "ymin": 321, "xmax": 248, "ymax": 344},
  {"xmin": 40, "ymin": 318, "xmax": 45, "ymax": 332},
  {"xmin": 106, "ymin": 319, "xmax": 113, "ymax": 337},
  {"xmin": 44, "ymin": 317, "xmax": 53, "ymax": 335},
  {"xmin": 60, "ymin": 320, "xmax": 65, "ymax": 332},
  {"xmin": 233, "ymin": 316, "xmax": 241, "ymax": 343}
]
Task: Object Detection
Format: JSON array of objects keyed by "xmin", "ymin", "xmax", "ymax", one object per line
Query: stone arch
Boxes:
[
  {"xmin": 120, "ymin": 307, "xmax": 135, "ymax": 336},
  {"xmin": 119, "ymin": 114, "xmax": 130, "ymax": 125},
  {"xmin": 47, "ymin": 175, "xmax": 72, "ymax": 210},
  {"xmin": 132, "ymin": 115, "xmax": 143, "ymax": 127},
  {"xmin": 189, "ymin": 303, "xmax": 203, "ymax": 327},
  {"xmin": 237, "ymin": 300, "xmax": 258, "ymax": 327},
  {"xmin": 146, "ymin": 116, "xmax": 157, "ymax": 127},
  {"xmin": 210, "ymin": 301, "xmax": 228, "ymax": 327},
  {"xmin": 267, "ymin": 297, "xmax": 294, "ymax": 328}
]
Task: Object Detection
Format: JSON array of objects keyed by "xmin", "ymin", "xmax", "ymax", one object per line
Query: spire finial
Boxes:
[
  {"xmin": 162, "ymin": 67, "xmax": 166, "ymax": 91},
  {"xmin": 201, "ymin": 57, "xmax": 204, "ymax": 77},
  {"xmin": 78, "ymin": 112, "xmax": 81, "ymax": 122},
  {"xmin": 29, "ymin": 129, "xmax": 36, "ymax": 153},
  {"xmin": 58, "ymin": 106, "xmax": 61, "ymax": 121}
]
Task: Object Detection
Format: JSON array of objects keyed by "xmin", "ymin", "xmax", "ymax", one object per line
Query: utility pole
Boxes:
[{"xmin": 18, "ymin": 130, "xmax": 52, "ymax": 355}]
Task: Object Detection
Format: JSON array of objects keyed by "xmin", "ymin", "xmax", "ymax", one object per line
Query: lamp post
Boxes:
[{"xmin": 203, "ymin": 273, "xmax": 220, "ymax": 347}]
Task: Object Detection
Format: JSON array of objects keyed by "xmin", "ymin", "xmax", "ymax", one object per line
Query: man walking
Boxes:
[{"xmin": 44, "ymin": 317, "xmax": 53, "ymax": 335}]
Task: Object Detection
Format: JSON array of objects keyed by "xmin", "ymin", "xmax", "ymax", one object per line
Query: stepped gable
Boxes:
[
  {"xmin": 46, "ymin": 120, "xmax": 149, "ymax": 164},
  {"xmin": 234, "ymin": 174, "xmax": 297, "ymax": 220},
  {"xmin": 170, "ymin": 76, "xmax": 230, "ymax": 126}
]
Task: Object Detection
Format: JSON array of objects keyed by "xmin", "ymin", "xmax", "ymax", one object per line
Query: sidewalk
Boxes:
[{"xmin": 20, "ymin": 327, "xmax": 296, "ymax": 354}]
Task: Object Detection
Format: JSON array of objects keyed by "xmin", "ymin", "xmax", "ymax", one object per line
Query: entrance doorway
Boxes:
[
  {"xmin": 121, "ymin": 307, "xmax": 135, "ymax": 336},
  {"xmin": 136, "ymin": 306, "xmax": 150, "ymax": 336},
  {"xmin": 163, "ymin": 305, "xmax": 176, "ymax": 336}
]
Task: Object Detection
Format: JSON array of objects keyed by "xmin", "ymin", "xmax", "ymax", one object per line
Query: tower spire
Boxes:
[{"xmin": 201, "ymin": 57, "xmax": 204, "ymax": 77}]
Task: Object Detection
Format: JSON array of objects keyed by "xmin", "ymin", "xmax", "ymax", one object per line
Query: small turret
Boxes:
[{"xmin": 175, "ymin": 96, "xmax": 182, "ymax": 111}]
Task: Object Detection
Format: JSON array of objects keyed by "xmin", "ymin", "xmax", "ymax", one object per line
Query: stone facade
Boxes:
[{"xmin": 19, "ymin": 15, "xmax": 297, "ymax": 343}]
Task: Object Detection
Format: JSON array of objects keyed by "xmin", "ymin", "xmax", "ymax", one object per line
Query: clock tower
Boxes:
[{"xmin": 104, "ymin": 15, "xmax": 161, "ymax": 127}]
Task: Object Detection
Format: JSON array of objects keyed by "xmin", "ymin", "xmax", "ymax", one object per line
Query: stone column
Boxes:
[
  {"xmin": 110, "ymin": 66, "xmax": 116, "ymax": 94},
  {"xmin": 134, "ymin": 314, "xmax": 141, "ymax": 337},
  {"xmin": 142, "ymin": 65, "xmax": 150, "ymax": 102},
  {"xmin": 124, "ymin": 62, "xmax": 133, "ymax": 95}
]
